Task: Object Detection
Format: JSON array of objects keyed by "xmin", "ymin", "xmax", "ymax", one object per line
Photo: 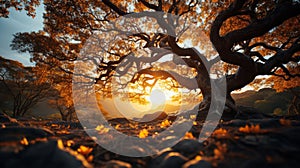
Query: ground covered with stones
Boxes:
[{"xmin": 1, "ymin": 108, "xmax": 300, "ymax": 168}]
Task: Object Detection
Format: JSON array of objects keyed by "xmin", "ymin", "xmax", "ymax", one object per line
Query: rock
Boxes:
[
  {"xmin": 3, "ymin": 140, "xmax": 91, "ymax": 168},
  {"xmin": 222, "ymin": 118, "xmax": 286, "ymax": 129},
  {"xmin": 150, "ymin": 152, "xmax": 188, "ymax": 168},
  {"xmin": 246, "ymin": 118, "xmax": 281, "ymax": 128},
  {"xmin": 221, "ymin": 107, "xmax": 238, "ymax": 121},
  {"xmin": 183, "ymin": 160, "xmax": 212, "ymax": 168},
  {"xmin": 160, "ymin": 152, "xmax": 188, "ymax": 168},
  {"xmin": 236, "ymin": 106, "xmax": 267, "ymax": 119},
  {"xmin": 0, "ymin": 127, "xmax": 54, "ymax": 142},
  {"xmin": 45, "ymin": 121, "xmax": 83, "ymax": 129},
  {"xmin": 172, "ymin": 139, "xmax": 203, "ymax": 158},
  {"xmin": 108, "ymin": 118, "xmax": 130, "ymax": 124},
  {"xmin": 239, "ymin": 156, "xmax": 268, "ymax": 168},
  {"xmin": 148, "ymin": 150, "xmax": 172, "ymax": 168},
  {"xmin": 221, "ymin": 119, "xmax": 248, "ymax": 127},
  {"xmin": 104, "ymin": 160, "xmax": 132, "ymax": 168},
  {"xmin": 240, "ymin": 135, "xmax": 261, "ymax": 146}
]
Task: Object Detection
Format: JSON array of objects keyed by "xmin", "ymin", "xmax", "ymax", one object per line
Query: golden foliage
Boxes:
[
  {"xmin": 20, "ymin": 137, "xmax": 29, "ymax": 146},
  {"xmin": 77, "ymin": 145, "xmax": 93, "ymax": 156},
  {"xmin": 57, "ymin": 139, "xmax": 64, "ymax": 150},
  {"xmin": 268, "ymin": 66, "xmax": 300, "ymax": 92},
  {"xmin": 279, "ymin": 119, "xmax": 292, "ymax": 127},
  {"xmin": 56, "ymin": 139, "xmax": 93, "ymax": 168},
  {"xmin": 194, "ymin": 155, "xmax": 202, "ymax": 161},
  {"xmin": 160, "ymin": 119, "xmax": 171, "ymax": 128},
  {"xmin": 184, "ymin": 132, "xmax": 195, "ymax": 139},
  {"xmin": 138, "ymin": 129, "xmax": 149, "ymax": 138},
  {"xmin": 95, "ymin": 125, "xmax": 110, "ymax": 134},
  {"xmin": 213, "ymin": 142, "xmax": 227, "ymax": 160},
  {"xmin": 0, "ymin": 0, "xmax": 40, "ymax": 18},
  {"xmin": 66, "ymin": 140, "xmax": 75, "ymax": 147},
  {"xmin": 239, "ymin": 124, "xmax": 261, "ymax": 133},
  {"xmin": 213, "ymin": 128, "xmax": 228, "ymax": 138}
]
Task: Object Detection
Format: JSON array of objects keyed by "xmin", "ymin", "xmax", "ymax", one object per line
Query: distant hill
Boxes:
[
  {"xmin": 232, "ymin": 87, "xmax": 298, "ymax": 115},
  {"xmin": 132, "ymin": 111, "xmax": 168, "ymax": 122}
]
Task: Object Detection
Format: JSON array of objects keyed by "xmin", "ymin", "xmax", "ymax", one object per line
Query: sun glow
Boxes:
[
  {"xmin": 148, "ymin": 89, "xmax": 166, "ymax": 107},
  {"xmin": 145, "ymin": 81, "xmax": 180, "ymax": 109},
  {"xmin": 107, "ymin": 79, "xmax": 187, "ymax": 119}
]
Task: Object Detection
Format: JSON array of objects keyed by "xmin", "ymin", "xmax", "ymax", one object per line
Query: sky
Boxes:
[{"xmin": 0, "ymin": 4, "xmax": 45, "ymax": 66}]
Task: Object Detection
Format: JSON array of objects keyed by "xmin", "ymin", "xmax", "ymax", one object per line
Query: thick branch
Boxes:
[
  {"xmin": 132, "ymin": 68, "xmax": 199, "ymax": 90},
  {"xmin": 258, "ymin": 38, "xmax": 300, "ymax": 75},
  {"xmin": 225, "ymin": 2, "xmax": 300, "ymax": 45},
  {"xmin": 102, "ymin": 0, "xmax": 128, "ymax": 16}
]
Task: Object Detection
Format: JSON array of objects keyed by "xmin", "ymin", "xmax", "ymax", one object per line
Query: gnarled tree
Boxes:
[{"xmin": 9, "ymin": 0, "xmax": 300, "ymax": 117}]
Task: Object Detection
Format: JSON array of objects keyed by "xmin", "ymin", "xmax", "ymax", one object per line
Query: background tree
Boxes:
[
  {"xmin": 10, "ymin": 0, "xmax": 300, "ymax": 117},
  {"xmin": 33, "ymin": 59, "xmax": 76, "ymax": 121},
  {"xmin": 0, "ymin": 56, "xmax": 54, "ymax": 117},
  {"xmin": 50, "ymin": 80, "xmax": 75, "ymax": 121}
]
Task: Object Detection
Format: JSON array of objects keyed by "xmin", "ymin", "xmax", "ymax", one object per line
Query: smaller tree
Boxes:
[
  {"xmin": 36, "ymin": 62, "xmax": 76, "ymax": 121},
  {"xmin": 49, "ymin": 82, "xmax": 75, "ymax": 121},
  {"xmin": 0, "ymin": 56, "xmax": 54, "ymax": 117}
]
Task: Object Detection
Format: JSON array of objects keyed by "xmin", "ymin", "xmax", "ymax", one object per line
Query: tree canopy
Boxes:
[
  {"xmin": 0, "ymin": 0, "xmax": 40, "ymax": 18},
  {"xmin": 8, "ymin": 0, "xmax": 300, "ymax": 113}
]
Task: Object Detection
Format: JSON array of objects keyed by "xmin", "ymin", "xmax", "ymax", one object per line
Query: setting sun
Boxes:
[
  {"xmin": 144, "ymin": 80, "xmax": 181, "ymax": 108},
  {"xmin": 149, "ymin": 89, "xmax": 166, "ymax": 107},
  {"xmin": 120, "ymin": 79, "xmax": 183, "ymax": 117}
]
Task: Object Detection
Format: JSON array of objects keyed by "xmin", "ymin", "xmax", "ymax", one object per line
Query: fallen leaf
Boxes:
[
  {"xmin": 195, "ymin": 155, "xmax": 202, "ymax": 161},
  {"xmin": 239, "ymin": 124, "xmax": 261, "ymax": 133},
  {"xmin": 20, "ymin": 137, "xmax": 29, "ymax": 145},
  {"xmin": 87, "ymin": 155, "xmax": 94, "ymax": 162},
  {"xmin": 213, "ymin": 128, "xmax": 228, "ymax": 137},
  {"xmin": 95, "ymin": 125, "xmax": 109, "ymax": 133},
  {"xmin": 67, "ymin": 140, "xmax": 75, "ymax": 147},
  {"xmin": 160, "ymin": 120, "xmax": 171, "ymax": 128},
  {"xmin": 57, "ymin": 139, "xmax": 64, "ymax": 149},
  {"xmin": 77, "ymin": 145, "xmax": 93, "ymax": 155},
  {"xmin": 279, "ymin": 119, "xmax": 291, "ymax": 126},
  {"xmin": 184, "ymin": 132, "xmax": 195, "ymax": 139},
  {"xmin": 138, "ymin": 129, "xmax": 149, "ymax": 138}
]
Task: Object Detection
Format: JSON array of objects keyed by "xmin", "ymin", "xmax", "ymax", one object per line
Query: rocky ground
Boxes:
[{"xmin": 1, "ymin": 108, "xmax": 300, "ymax": 168}]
